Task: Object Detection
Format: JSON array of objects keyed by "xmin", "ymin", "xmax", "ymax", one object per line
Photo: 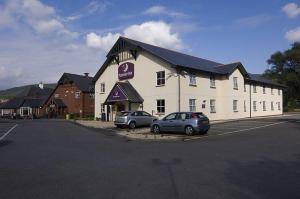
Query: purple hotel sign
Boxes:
[
  {"xmin": 118, "ymin": 62, "xmax": 134, "ymax": 80},
  {"xmin": 107, "ymin": 85, "xmax": 127, "ymax": 102}
]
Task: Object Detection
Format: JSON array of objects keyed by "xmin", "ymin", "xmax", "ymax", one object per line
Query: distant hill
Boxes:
[{"xmin": 0, "ymin": 83, "xmax": 56, "ymax": 100}]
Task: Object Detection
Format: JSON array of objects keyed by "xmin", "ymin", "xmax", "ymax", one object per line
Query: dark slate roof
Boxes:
[
  {"xmin": 246, "ymin": 74, "xmax": 286, "ymax": 88},
  {"xmin": 0, "ymin": 97, "xmax": 24, "ymax": 109},
  {"xmin": 22, "ymin": 98, "xmax": 44, "ymax": 108},
  {"xmin": 118, "ymin": 81, "xmax": 144, "ymax": 103},
  {"xmin": 17, "ymin": 86, "xmax": 53, "ymax": 98},
  {"xmin": 58, "ymin": 73, "xmax": 94, "ymax": 92},
  {"xmin": 93, "ymin": 36, "xmax": 283, "ymax": 87}
]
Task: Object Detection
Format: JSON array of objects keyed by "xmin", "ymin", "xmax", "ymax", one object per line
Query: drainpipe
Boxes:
[
  {"xmin": 177, "ymin": 69, "xmax": 181, "ymax": 112},
  {"xmin": 249, "ymin": 83, "xmax": 252, "ymax": 118}
]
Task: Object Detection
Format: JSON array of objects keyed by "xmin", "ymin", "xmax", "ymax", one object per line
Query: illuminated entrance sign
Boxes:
[{"xmin": 118, "ymin": 62, "xmax": 134, "ymax": 80}]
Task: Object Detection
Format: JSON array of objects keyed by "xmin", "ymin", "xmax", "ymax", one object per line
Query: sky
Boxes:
[{"xmin": 0, "ymin": 0, "xmax": 300, "ymax": 90}]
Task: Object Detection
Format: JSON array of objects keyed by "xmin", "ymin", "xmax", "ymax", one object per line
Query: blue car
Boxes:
[{"xmin": 151, "ymin": 112, "xmax": 210, "ymax": 135}]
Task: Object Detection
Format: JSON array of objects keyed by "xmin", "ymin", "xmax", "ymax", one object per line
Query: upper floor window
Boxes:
[
  {"xmin": 100, "ymin": 83, "xmax": 105, "ymax": 93},
  {"xmin": 157, "ymin": 71, "xmax": 165, "ymax": 86},
  {"xmin": 210, "ymin": 76, "xmax": 216, "ymax": 88},
  {"xmin": 233, "ymin": 77, "xmax": 238, "ymax": 90},
  {"xmin": 263, "ymin": 101, "xmax": 266, "ymax": 111},
  {"xmin": 75, "ymin": 91, "xmax": 81, "ymax": 99},
  {"xmin": 189, "ymin": 74, "xmax": 196, "ymax": 86},
  {"xmin": 157, "ymin": 99, "xmax": 165, "ymax": 114},
  {"xmin": 271, "ymin": 87, "xmax": 274, "ymax": 95},
  {"xmin": 189, "ymin": 99, "xmax": 196, "ymax": 112},
  {"xmin": 278, "ymin": 102, "xmax": 281, "ymax": 110},
  {"xmin": 244, "ymin": 84, "xmax": 246, "ymax": 92},
  {"xmin": 253, "ymin": 85, "xmax": 257, "ymax": 93},
  {"xmin": 54, "ymin": 94, "xmax": 59, "ymax": 98},
  {"xmin": 210, "ymin": 99, "xmax": 216, "ymax": 113},
  {"xmin": 253, "ymin": 101, "xmax": 257, "ymax": 111},
  {"xmin": 101, "ymin": 103, "xmax": 105, "ymax": 113},
  {"xmin": 271, "ymin": 101, "xmax": 274, "ymax": 111},
  {"xmin": 244, "ymin": 100, "xmax": 246, "ymax": 112},
  {"xmin": 263, "ymin": 86, "xmax": 266, "ymax": 94},
  {"xmin": 233, "ymin": 100, "xmax": 238, "ymax": 112},
  {"xmin": 278, "ymin": 89, "xmax": 281, "ymax": 95}
]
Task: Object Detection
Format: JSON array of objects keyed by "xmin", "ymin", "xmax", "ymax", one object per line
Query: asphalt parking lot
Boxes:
[
  {"xmin": 0, "ymin": 114, "xmax": 300, "ymax": 199},
  {"xmin": 0, "ymin": 121, "xmax": 17, "ymax": 141}
]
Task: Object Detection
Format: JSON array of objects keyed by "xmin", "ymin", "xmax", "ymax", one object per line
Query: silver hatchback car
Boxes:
[
  {"xmin": 151, "ymin": 112, "xmax": 210, "ymax": 135},
  {"xmin": 114, "ymin": 111, "xmax": 157, "ymax": 129}
]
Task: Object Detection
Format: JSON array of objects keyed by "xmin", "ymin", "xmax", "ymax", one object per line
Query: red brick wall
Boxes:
[{"xmin": 46, "ymin": 83, "xmax": 94, "ymax": 117}]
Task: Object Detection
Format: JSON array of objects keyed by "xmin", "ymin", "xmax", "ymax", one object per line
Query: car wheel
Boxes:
[
  {"xmin": 185, "ymin": 126, "xmax": 194, "ymax": 136},
  {"xmin": 152, "ymin": 125, "xmax": 160, "ymax": 134},
  {"xmin": 129, "ymin": 121, "xmax": 136, "ymax": 129}
]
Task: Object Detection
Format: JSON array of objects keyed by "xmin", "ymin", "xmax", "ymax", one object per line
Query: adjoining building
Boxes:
[
  {"xmin": 44, "ymin": 73, "xmax": 94, "ymax": 118},
  {"xmin": 0, "ymin": 83, "xmax": 53, "ymax": 118},
  {"xmin": 93, "ymin": 37, "xmax": 284, "ymax": 121}
]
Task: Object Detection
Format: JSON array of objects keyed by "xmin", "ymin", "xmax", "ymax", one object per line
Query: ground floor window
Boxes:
[
  {"xmin": 244, "ymin": 100, "xmax": 246, "ymax": 112},
  {"xmin": 189, "ymin": 99, "xmax": 196, "ymax": 112},
  {"xmin": 157, "ymin": 99, "xmax": 165, "ymax": 114},
  {"xmin": 278, "ymin": 102, "xmax": 281, "ymax": 110},
  {"xmin": 101, "ymin": 103, "xmax": 105, "ymax": 113},
  {"xmin": 271, "ymin": 101, "xmax": 274, "ymax": 111},
  {"xmin": 210, "ymin": 99, "xmax": 216, "ymax": 113},
  {"xmin": 263, "ymin": 101, "xmax": 266, "ymax": 111},
  {"xmin": 253, "ymin": 101, "xmax": 257, "ymax": 112},
  {"xmin": 233, "ymin": 100, "xmax": 238, "ymax": 112}
]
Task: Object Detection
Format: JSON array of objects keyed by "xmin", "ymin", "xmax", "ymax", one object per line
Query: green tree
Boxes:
[{"xmin": 264, "ymin": 42, "xmax": 300, "ymax": 110}]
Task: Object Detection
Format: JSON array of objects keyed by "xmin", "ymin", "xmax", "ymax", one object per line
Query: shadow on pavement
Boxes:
[{"xmin": 0, "ymin": 140, "xmax": 13, "ymax": 148}]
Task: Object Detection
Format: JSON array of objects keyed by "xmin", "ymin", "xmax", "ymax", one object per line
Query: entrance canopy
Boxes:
[{"xmin": 104, "ymin": 81, "xmax": 144, "ymax": 104}]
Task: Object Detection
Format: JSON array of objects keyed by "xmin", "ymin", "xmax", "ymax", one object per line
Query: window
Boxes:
[
  {"xmin": 233, "ymin": 77, "xmax": 238, "ymax": 90},
  {"xmin": 278, "ymin": 102, "xmax": 281, "ymax": 110},
  {"xmin": 263, "ymin": 101, "xmax": 266, "ymax": 111},
  {"xmin": 244, "ymin": 100, "xmax": 246, "ymax": 112},
  {"xmin": 278, "ymin": 89, "xmax": 281, "ymax": 95},
  {"xmin": 271, "ymin": 87, "xmax": 274, "ymax": 95},
  {"xmin": 263, "ymin": 86, "xmax": 266, "ymax": 94},
  {"xmin": 271, "ymin": 101, "xmax": 274, "ymax": 111},
  {"xmin": 157, "ymin": 71, "xmax": 165, "ymax": 86},
  {"xmin": 210, "ymin": 99, "xmax": 216, "ymax": 113},
  {"xmin": 142, "ymin": 111, "xmax": 151, "ymax": 116},
  {"xmin": 244, "ymin": 84, "xmax": 246, "ymax": 92},
  {"xmin": 165, "ymin": 113, "xmax": 177, "ymax": 120},
  {"xmin": 233, "ymin": 100, "xmax": 238, "ymax": 112},
  {"xmin": 157, "ymin": 99, "xmax": 165, "ymax": 114},
  {"xmin": 189, "ymin": 99, "xmax": 196, "ymax": 112},
  {"xmin": 189, "ymin": 74, "xmax": 196, "ymax": 86},
  {"xmin": 100, "ymin": 83, "xmax": 105, "ymax": 93},
  {"xmin": 75, "ymin": 91, "xmax": 81, "ymax": 99},
  {"xmin": 54, "ymin": 93, "xmax": 59, "ymax": 98},
  {"xmin": 101, "ymin": 104, "xmax": 105, "ymax": 113},
  {"xmin": 253, "ymin": 101, "xmax": 257, "ymax": 112},
  {"xmin": 210, "ymin": 76, "xmax": 216, "ymax": 88},
  {"xmin": 253, "ymin": 85, "xmax": 257, "ymax": 93}
]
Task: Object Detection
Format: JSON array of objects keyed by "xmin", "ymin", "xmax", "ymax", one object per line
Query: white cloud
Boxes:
[
  {"xmin": 0, "ymin": 66, "xmax": 23, "ymax": 80},
  {"xmin": 0, "ymin": 0, "xmax": 77, "ymax": 36},
  {"xmin": 143, "ymin": 5, "xmax": 187, "ymax": 18},
  {"xmin": 282, "ymin": 3, "xmax": 300, "ymax": 18},
  {"xmin": 285, "ymin": 26, "xmax": 300, "ymax": 42},
  {"xmin": 86, "ymin": 21, "xmax": 183, "ymax": 51},
  {"xmin": 235, "ymin": 14, "xmax": 272, "ymax": 28}
]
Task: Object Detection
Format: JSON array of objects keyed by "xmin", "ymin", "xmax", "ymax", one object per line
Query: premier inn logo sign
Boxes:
[{"xmin": 118, "ymin": 62, "xmax": 134, "ymax": 80}]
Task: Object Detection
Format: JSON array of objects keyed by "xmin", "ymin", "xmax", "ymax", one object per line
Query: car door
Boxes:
[
  {"xmin": 175, "ymin": 113, "xmax": 189, "ymax": 132},
  {"xmin": 160, "ymin": 113, "xmax": 177, "ymax": 132},
  {"xmin": 142, "ymin": 111, "xmax": 153, "ymax": 126},
  {"xmin": 131, "ymin": 112, "xmax": 141, "ymax": 126}
]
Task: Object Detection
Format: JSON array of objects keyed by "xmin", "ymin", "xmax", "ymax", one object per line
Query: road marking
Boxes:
[
  {"xmin": 184, "ymin": 121, "xmax": 287, "ymax": 141},
  {"xmin": 0, "ymin": 124, "xmax": 18, "ymax": 141},
  {"xmin": 211, "ymin": 126, "xmax": 240, "ymax": 129}
]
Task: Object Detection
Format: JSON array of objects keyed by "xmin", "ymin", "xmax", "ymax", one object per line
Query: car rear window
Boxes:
[
  {"xmin": 120, "ymin": 112, "xmax": 130, "ymax": 116},
  {"xmin": 191, "ymin": 112, "xmax": 207, "ymax": 119}
]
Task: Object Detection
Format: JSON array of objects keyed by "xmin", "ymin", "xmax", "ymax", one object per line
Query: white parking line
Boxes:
[
  {"xmin": 0, "ymin": 124, "xmax": 18, "ymax": 141},
  {"xmin": 184, "ymin": 121, "xmax": 287, "ymax": 141}
]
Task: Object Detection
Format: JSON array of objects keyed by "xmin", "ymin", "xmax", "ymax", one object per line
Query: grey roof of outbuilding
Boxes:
[
  {"xmin": 93, "ymin": 37, "xmax": 284, "ymax": 87},
  {"xmin": 17, "ymin": 86, "xmax": 53, "ymax": 98},
  {"xmin": 0, "ymin": 97, "xmax": 25, "ymax": 109},
  {"xmin": 58, "ymin": 73, "xmax": 94, "ymax": 92}
]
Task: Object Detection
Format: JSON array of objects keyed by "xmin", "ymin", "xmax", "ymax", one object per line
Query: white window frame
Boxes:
[
  {"xmin": 54, "ymin": 93, "xmax": 59, "ymax": 98},
  {"xmin": 210, "ymin": 76, "xmax": 216, "ymax": 88},
  {"xmin": 263, "ymin": 101, "xmax": 266, "ymax": 111},
  {"xmin": 278, "ymin": 89, "xmax": 281, "ymax": 96},
  {"xmin": 101, "ymin": 103, "xmax": 105, "ymax": 113},
  {"xmin": 100, "ymin": 83, "xmax": 105, "ymax": 93},
  {"xmin": 244, "ymin": 100, "xmax": 246, "ymax": 112},
  {"xmin": 157, "ymin": 99, "xmax": 165, "ymax": 114},
  {"xmin": 271, "ymin": 87, "xmax": 274, "ymax": 95},
  {"xmin": 263, "ymin": 86, "xmax": 266, "ymax": 94},
  {"xmin": 210, "ymin": 99, "xmax": 216, "ymax": 113},
  {"xmin": 156, "ymin": 71, "xmax": 165, "ymax": 86},
  {"xmin": 189, "ymin": 99, "xmax": 196, "ymax": 112},
  {"xmin": 253, "ymin": 101, "xmax": 257, "ymax": 112},
  {"xmin": 233, "ymin": 100, "xmax": 238, "ymax": 112},
  {"xmin": 75, "ymin": 91, "xmax": 81, "ymax": 99},
  {"xmin": 189, "ymin": 74, "xmax": 196, "ymax": 86},
  {"xmin": 271, "ymin": 101, "xmax": 274, "ymax": 111},
  {"xmin": 233, "ymin": 77, "xmax": 238, "ymax": 90},
  {"xmin": 278, "ymin": 102, "xmax": 281, "ymax": 110},
  {"xmin": 253, "ymin": 85, "xmax": 257, "ymax": 93}
]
